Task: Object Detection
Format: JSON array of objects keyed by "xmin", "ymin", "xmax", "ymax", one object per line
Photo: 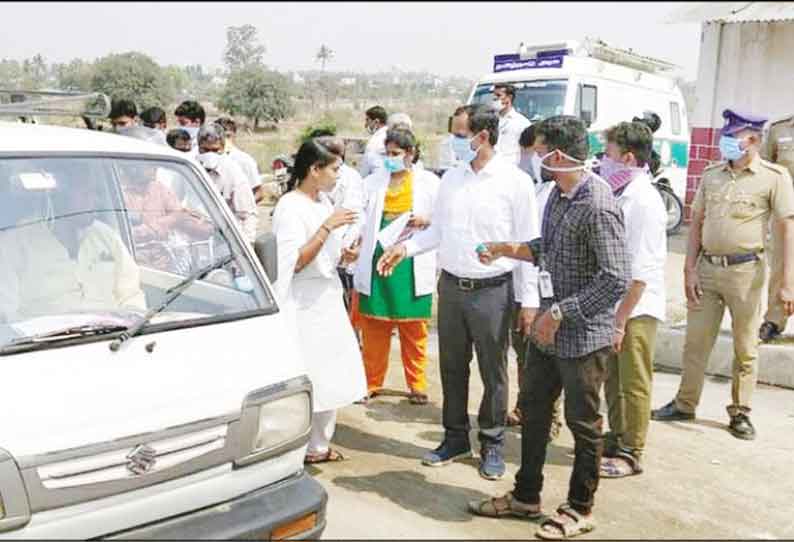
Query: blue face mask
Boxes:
[
  {"xmin": 383, "ymin": 155, "xmax": 406, "ymax": 173},
  {"xmin": 719, "ymin": 135, "xmax": 747, "ymax": 161},
  {"xmin": 451, "ymin": 135, "xmax": 477, "ymax": 163}
]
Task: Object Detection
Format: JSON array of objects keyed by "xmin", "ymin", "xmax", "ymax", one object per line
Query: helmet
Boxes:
[{"xmin": 632, "ymin": 111, "xmax": 661, "ymax": 134}]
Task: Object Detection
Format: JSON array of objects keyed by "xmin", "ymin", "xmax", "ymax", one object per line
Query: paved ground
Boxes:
[{"xmin": 315, "ymin": 333, "xmax": 794, "ymax": 539}]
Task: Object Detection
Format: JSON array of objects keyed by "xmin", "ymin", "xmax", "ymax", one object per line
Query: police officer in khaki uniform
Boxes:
[
  {"xmin": 652, "ymin": 109, "xmax": 794, "ymax": 440},
  {"xmin": 759, "ymin": 115, "xmax": 794, "ymax": 341}
]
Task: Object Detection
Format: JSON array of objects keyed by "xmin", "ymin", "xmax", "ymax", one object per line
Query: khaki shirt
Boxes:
[
  {"xmin": 693, "ymin": 154, "xmax": 794, "ymax": 255},
  {"xmin": 763, "ymin": 117, "xmax": 794, "ymax": 178}
]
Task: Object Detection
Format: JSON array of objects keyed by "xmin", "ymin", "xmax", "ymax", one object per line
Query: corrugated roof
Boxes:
[{"xmin": 666, "ymin": 2, "xmax": 794, "ymax": 24}]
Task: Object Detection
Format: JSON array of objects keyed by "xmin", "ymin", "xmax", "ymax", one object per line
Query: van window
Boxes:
[
  {"xmin": 670, "ymin": 101, "xmax": 682, "ymax": 135},
  {"xmin": 471, "ymin": 79, "xmax": 568, "ymax": 122},
  {"xmin": 0, "ymin": 156, "xmax": 274, "ymax": 352},
  {"xmin": 575, "ymin": 84, "xmax": 598, "ymax": 126}
]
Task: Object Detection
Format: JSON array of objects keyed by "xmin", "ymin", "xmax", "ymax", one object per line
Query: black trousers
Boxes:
[
  {"xmin": 513, "ymin": 343, "xmax": 610, "ymax": 515},
  {"xmin": 437, "ymin": 271, "xmax": 513, "ymax": 450}
]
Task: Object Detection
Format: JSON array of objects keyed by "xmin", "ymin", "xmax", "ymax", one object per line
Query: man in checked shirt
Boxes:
[{"xmin": 470, "ymin": 116, "xmax": 629, "ymax": 540}]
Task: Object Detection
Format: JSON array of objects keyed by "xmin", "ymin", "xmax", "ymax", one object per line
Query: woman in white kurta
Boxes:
[{"xmin": 272, "ymin": 139, "xmax": 367, "ymax": 464}]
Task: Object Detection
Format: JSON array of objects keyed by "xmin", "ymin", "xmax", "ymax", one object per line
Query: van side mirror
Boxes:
[
  {"xmin": 580, "ymin": 110, "xmax": 593, "ymax": 128},
  {"xmin": 254, "ymin": 232, "xmax": 278, "ymax": 283}
]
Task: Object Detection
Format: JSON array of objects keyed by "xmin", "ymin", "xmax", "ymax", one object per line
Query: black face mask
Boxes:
[{"xmin": 540, "ymin": 164, "xmax": 555, "ymax": 183}]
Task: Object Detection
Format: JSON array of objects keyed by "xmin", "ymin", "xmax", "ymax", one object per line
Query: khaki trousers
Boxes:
[
  {"xmin": 605, "ymin": 315, "xmax": 658, "ymax": 460},
  {"xmin": 675, "ymin": 257, "xmax": 766, "ymax": 416},
  {"xmin": 764, "ymin": 224, "xmax": 789, "ymax": 330}
]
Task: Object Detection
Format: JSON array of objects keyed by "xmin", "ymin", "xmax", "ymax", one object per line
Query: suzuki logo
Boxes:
[{"xmin": 126, "ymin": 444, "xmax": 157, "ymax": 475}]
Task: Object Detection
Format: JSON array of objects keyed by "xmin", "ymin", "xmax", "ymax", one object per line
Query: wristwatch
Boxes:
[{"xmin": 550, "ymin": 303, "xmax": 563, "ymax": 322}]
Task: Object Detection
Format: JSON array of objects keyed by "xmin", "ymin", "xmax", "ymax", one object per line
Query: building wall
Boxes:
[{"xmin": 685, "ymin": 21, "xmax": 794, "ymax": 219}]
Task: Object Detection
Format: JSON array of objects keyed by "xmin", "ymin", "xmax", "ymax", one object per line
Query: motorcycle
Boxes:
[{"xmin": 651, "ymin": 167, "xmax": 684, "ymax": 236}]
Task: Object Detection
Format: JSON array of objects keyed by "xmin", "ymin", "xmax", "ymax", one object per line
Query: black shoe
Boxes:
[
  {"xmin": 759, "ymin": 321, "xmax": 782, "ymax": 343},
  {"xmin": 729, "ymin": 413, "xmax": 756, "ymax": 440},
  {"xmin": 651, "ymin": 400, "xmax": 695, "ymax": 422}
]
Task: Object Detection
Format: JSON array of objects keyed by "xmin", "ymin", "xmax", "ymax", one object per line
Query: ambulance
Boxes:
[{"xmin": 464, "ymin": 38, "xmax": 689, "ymax": 230}]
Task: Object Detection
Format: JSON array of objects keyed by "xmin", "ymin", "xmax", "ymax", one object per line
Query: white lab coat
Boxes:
[
  {"xmin": 272, "ymin": 190, "xmax": 367, "ymax": 412},
  {"xmin": 353, "ymin": 167, "xmax": 440, "ymax": 297}
]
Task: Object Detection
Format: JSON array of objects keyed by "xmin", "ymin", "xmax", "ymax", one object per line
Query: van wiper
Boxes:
[
  {"xmin": 109, "ymin": 253, "xmax": 236, "ymax": 352},
  {"xmin": 1, "ymin": 323, "xmax": 129, "ymax": 354}
]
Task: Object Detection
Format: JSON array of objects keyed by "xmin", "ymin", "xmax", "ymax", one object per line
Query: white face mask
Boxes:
[
  {"xmin": 539, "ymin": 150, "xmax": 587, "ymax": 172},
  {"xmin": 197, "ymin": 151, "xmax": 221, "ymax": 172}
]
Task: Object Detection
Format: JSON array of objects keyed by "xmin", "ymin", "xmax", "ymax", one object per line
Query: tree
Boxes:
[
  {"xmin": 55, "ymin": 59, "xmax": 95, "ymax": 92},
  {"xmin": 91, "ymin": 52, "xmax": 174, "ymax": 109},
  {"xmin": 217, "ymin": 64, "xmax": 293, "ymax": 128},
  {"xmin": 315, "ymin": 45, "xmax": 334, "ymax": 111},
  {"xmin": 315, "ymin": 45, "xmax": 334, "ymax": 72},
  {"xmin": 223, "ymin": 24, "xmax": 265, "ymax": 72}
]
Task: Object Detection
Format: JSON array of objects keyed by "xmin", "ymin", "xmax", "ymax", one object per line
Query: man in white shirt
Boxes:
[
  {"xmin": 599, "ymin": 121, "xmax": 667, "ymax": 479},
  {"xmin": 377, "ymin": 104, "xmax": 540, "ymax": 481},
  {"xmin": 359, "ymin": 105, "xmax": 389, "ymax": 177},
  {"xmin": 493, "ymin": 84, "xmax": 531, "ymax": 166},
  {"xmin": 215, "ymin": 117, "xmax": 266, "ymax": 204},
  {"xmin": 196, "ymin": 125, "xmax": 258, "ymax": 244}
]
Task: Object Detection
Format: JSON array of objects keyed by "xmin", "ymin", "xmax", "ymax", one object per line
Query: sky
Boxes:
[{"xmin": 1, "ymin": 1, "xmax": 702, "ymax": 80}]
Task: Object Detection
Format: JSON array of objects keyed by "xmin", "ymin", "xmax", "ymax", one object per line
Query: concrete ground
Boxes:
[{"xmin": 315, "ymin": 333, "xmax": 794, "ymax": 540}]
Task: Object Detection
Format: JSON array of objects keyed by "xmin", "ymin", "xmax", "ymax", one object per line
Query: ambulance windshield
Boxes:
[{"xmin": 472, "ymin": 79, "xmax": 568, "ymax": 122}]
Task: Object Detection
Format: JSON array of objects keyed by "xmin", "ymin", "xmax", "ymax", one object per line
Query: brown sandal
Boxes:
[
  {"xmin": 468, "ymin": 491, "xmax": 542, "ymax": 519},
  {"xmin": 304, "ymin": 448, "xmax": 346, "ymax": 464}
]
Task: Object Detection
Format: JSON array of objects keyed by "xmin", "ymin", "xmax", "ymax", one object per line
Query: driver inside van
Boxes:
[{"xmin": 0, "ymin": 172, "xmax": 147, "ymax": 322}]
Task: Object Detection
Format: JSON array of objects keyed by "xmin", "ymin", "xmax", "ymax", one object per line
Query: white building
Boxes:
[{"xmin": 667, "ymin": 2, "xmax": 794, "ymax": 215}]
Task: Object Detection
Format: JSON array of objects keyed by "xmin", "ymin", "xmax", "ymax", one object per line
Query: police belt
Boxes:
[
  {"xmin": 702, "ymin": 251, "xmax": 762, "ymax": 267},
  {"xmin": 442, "ymin": 270, "xmax": 512, "ymax": 291}
]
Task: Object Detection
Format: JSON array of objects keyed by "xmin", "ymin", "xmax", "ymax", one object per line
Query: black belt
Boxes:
[
  {"xmin": 442, "ymin": 270, "xmax": 512, "ymax": 291},
  {"xmin": 702, "ymin": 252, "xmax": 762, "ymax": 267}
]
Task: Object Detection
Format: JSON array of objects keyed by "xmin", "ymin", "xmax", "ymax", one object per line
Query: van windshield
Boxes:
[
  {"xmin": 0, "ymin": 156, "xmax": 274, "ymax": 351},
  {"xmin": 472, "ymin": 79, "xmax": 568, "ymax": 122}
]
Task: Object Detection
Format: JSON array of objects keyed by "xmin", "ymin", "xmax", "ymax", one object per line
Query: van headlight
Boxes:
[
  {"xmin": 235, "ymin": 377, "xmax": 313, "ymax": 468},
  {"xmin": 0, "ymin": 449, "xmax": 31, "ymax": 532}
]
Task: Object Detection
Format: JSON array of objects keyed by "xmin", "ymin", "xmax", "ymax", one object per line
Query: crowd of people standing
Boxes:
[{"xmin": 106, "ymin": 89, "xmax": 794, "ymax": 540}]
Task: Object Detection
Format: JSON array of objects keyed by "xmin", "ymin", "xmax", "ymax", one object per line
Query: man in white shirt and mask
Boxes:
[
  {"xmin": 377, "ymin": 104, "xmax": 540, "ymax": 482},
  {"xmin": 598, "ymin": 121, "xmax": 667, "ymax": 479},
  {"xmin": 196, "ymin": 124, "xmax": 258, "ymax": 244},
  {"xmin": 359, "ymin": 105, "xmax": 389, "ymax": 177},
  {"xmin": 492, "ymin": 84, "xmax": 531, "ymax": 166},
  {"xmin": 215, "ymin": 117, "xmax": 266, "ymax": 204}
]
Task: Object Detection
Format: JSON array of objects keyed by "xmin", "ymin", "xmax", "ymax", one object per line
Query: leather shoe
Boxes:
[
  {"xmin": 651, "ymin": 400, "xmax": 695, "ymax": 422},
  {"xmin": 729, "ymin": 413, "xmax": 756, "ymax": 440}
]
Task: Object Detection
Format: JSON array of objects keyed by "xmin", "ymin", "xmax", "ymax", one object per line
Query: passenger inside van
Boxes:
[
  {"xmin": 0, "ymin": 170, "xmax": 147, "ymax": 322},
  {"xmin": 118, "ymin": 162, "xmax": 214, "ymax": 274}
]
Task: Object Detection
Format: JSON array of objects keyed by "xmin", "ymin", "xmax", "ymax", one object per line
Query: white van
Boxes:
[
  {"xmin": 0, "ymin": 122, "xmax": 326, "ymax": 539},
  {"xmin": 465, "ymin": 38, "xmax": 690, "ymax": 204}
]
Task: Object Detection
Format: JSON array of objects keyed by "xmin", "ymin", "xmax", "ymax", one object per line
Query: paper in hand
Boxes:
[{"xmin": 376, "ymin": 212, "xmax": 417, "ymax": 250}]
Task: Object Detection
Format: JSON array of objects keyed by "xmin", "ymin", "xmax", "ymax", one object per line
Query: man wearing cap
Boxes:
[
  {"xmin": 759, "ymin": 114, "xmax": 794, "ymax": 342},
  {"xmin": 652, "ymin": 109, "xmax": 794, "ymax": 440}
]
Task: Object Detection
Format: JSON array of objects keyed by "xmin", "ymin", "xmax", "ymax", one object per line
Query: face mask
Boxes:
[
  {"xmin": 719, "ymin": 135, "xmax": 747, "ymax": 161},
  {"xmin": 197, "ymin": 151, "xmax": 220, "ymax": 172},
  {"xmin": 114, "ymin": 126, "xmax": 133, "ymax": 136},
  {"xmin": 597, "ymin": 156, "xmax": 622, "ymax": 182},
  {"xmin": 182, "ymin": 126, "xmax": 200, "ymax": 139},
  {"xmin": 539, "ymin": 149, "xmax": 586, "ymax": 182},
  {"xmin": 366, "ymin": 123, "xmax": 377, "ymax": 135},
  {"xmin": 451, "ymin": 135, "xmax": 480, "ymax": 163},
  {"xmin": 383, "ymin": 155, "xmax": 406, "ymax": 173},
  {"xmin": 490, "ymin": 99, "xmax": 504, "ymax": 113}
]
